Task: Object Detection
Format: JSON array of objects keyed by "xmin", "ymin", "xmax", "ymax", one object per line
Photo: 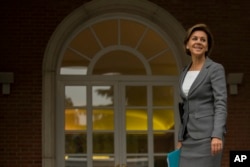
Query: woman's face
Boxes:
[{"xmin": 186, "ymin": 30, "xmax": 208, "ymax": 57}]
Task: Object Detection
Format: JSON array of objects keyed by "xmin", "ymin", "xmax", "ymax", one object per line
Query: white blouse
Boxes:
[{"xmin": 182, "ymin": 71, "xmax": 200, "ymax": 96}]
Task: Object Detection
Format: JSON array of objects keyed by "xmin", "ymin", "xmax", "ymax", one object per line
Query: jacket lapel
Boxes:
[
  {"xmin": 188, "ymin": 58, "xmax": 213, "ymax": 97},
  {"xmin": 180, "ymin": 58, "xmax": 213, "ymax": 98}
]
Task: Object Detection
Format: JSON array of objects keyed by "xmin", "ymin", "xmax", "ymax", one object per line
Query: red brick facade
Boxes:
[{"xmin": 1, "ymin": 0, "xmax": 250, "ymax": 166}]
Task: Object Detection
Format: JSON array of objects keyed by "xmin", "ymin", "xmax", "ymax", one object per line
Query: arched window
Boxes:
[
  {"xmin": 42, "ymin": 1, "xmax": 187, "ymax": 167},
  {"xmin": 59, "ymin": 18, "xmax": 178, "ymax": 76}
]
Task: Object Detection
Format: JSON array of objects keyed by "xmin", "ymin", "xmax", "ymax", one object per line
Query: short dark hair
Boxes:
[{"xmin": 184, "ymin": 23, "xmax": 214, "ymax": 57}]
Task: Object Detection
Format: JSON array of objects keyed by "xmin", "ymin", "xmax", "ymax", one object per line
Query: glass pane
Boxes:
[
  {"xmin": 93, "ymin": 133, "xmax": 114, "ymax": 154},
  {"xmin": 150, "ymin": 51, "xmax": 178, "ymax": 75},
  {"xmin": 65, "ymin": 155, "xmax": 87, "ymax": 167},
  {"xmin": 92, "ymin": 50, "xmax": 146, "ymax": 75},
  {"xmin": 154, "ymin": 132, "xmax": 174, "ymax": 153},
  {"xmin": 126, "ymin": 109, "xmax": 147, "ymax": 131},
  {"xmin": 126, "ymin": 86, "xmax": 147, "ymax": 106},
  {"xmin": 65, "ymin": 133, "xmax": 87, "ymax": 154},
  {"xmin": 138, "ymin": 29, "xmax": 168, "ymax": 59},
  {"xmin": 61, "ymin": 66, "xmax": 87, "ymax": 75},
  {"xmin": 92, "ymin": 19, "xmax": 118, "ymax": 47},
  {"xmin": 60, "ymin": 48, "xmax": 89, "ymax": 75},
  {"xmin": 153, "ymin": 109, "xmax": 174, "ymax": 130},
  {"xmin": 65, "ymin": 109, "xmax": 87, "ymax": 130},
  {"xmin": 69, "ymin": 28, "xmax": 100, "ymax": 59},
  {"xmin": 154, "ymin": 156, "xmax": 168, "ymax": 167},
  {"xmin": 153, "ymin": 86, "xmax": 174, "ymax": 106},
  {"xmin": 92, "ymin": 86, "xmax": 113, "ymax": 107},
  {"xmin": 127, "ymin": 156, "xmax": 148, "ymax": 167},
  {"xmin": 127, "ymin": 133, "xmax": 148, "ymax": 153},
  {"xmin": 93, "ymin": 109, "xmax": 114, "ymax": 130},
  {"xmin": 93, "ymin": 155, "xmax": 114, "ymax": 167},
  {"xmin": 120, "ymin": 19, "xmax": 146, "ymax": 48},
  {"xmin": 65, "ymin": 86, "xmax": 86, "ymax": 107}
]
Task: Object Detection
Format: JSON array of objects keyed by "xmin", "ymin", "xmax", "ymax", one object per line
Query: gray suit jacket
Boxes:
[{"xmin": 178, "ymin": 57, "xmax": 227, "ymax": 141}]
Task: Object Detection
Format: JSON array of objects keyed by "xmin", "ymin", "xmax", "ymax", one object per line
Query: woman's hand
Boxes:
[
  {"xmin": 211, "ymin": 137, "xmax": 223, "ymax": 155},
  {"xmin": 176, "ymin": 141, "xmax": 182, "ymax": 149}
]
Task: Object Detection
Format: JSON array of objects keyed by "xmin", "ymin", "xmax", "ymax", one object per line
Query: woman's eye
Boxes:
[{"xmin": 201, "ymin": 38, "xmax": 206, "ymax": 42}]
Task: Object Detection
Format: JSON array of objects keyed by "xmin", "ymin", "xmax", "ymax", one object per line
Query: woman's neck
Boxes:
[{"xmin": 190, "ymin": 56, "xmax": 205, "ymax": 71}]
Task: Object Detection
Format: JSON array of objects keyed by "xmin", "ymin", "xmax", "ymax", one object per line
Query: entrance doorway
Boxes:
[
  {"xmin": 43, "ymin": 2, "xmax": 187, "ymax": 167},
  {"xmin": 62, "ymin": 78, "xmax": 177, "ymax": 167},
  {"xmin": 54, "ymin": 13, "xmax": 181, "ymax": 167}
]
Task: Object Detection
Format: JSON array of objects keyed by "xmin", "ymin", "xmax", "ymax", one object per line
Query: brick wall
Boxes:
[{"xmin": 1, "ymin": 0, "xmax": 250, "ymax": 166}]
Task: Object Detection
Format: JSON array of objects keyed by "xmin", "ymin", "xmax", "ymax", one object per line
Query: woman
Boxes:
[{"xmin": 177, "ymin": 24, "xmax": 227, "ymax": 167}]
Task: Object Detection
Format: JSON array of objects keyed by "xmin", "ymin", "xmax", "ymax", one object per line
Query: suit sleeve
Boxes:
[{"xmin": 210, "ymin": 63, "xmax": 227, "ymax": 139}]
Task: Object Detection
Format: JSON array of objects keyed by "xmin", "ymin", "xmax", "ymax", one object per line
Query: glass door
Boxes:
[
  {"xmin": 121, "ymin": 82, "xmax": 175, "ymax": 167},
  {"xmin": 122, "ymin": 84, "xmax": 149, "ymax": 167},
  {"xmin": 64, "ymin": 83, "xmax": 116, "ymax": 167},
  {"xmin": 63, "ymin": 81, "xmax": 176, "ymax": 167}
]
